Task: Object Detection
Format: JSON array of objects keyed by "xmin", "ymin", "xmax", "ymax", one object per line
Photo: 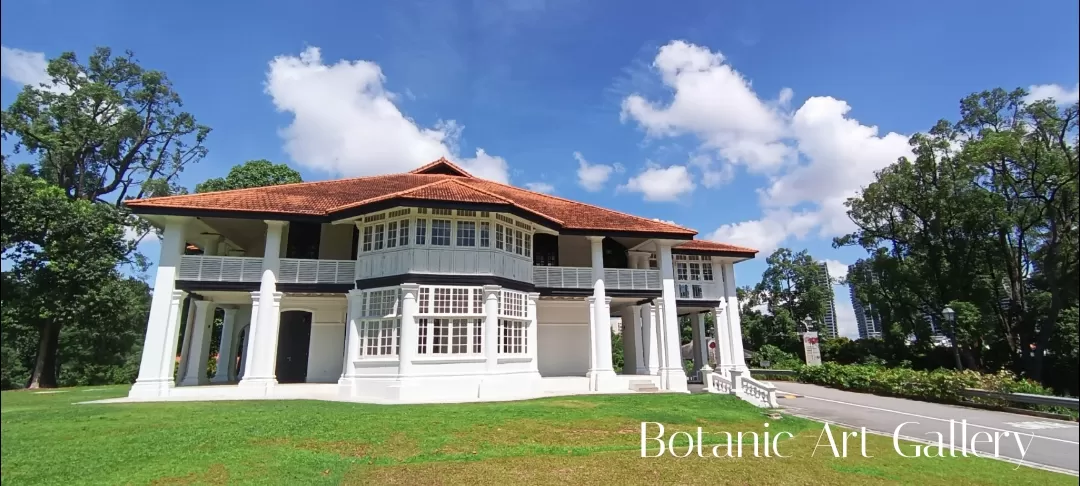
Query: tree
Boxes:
[
  {"xmin": 195, "ymin": 159, "xmax": 302, "ymax": 193},
  {"xmin": 1, "ymin": 168, "xmax": 130, "ymax": 388},
  {"xmin": 1, "ymin": 47, "xmax": 210, "ymax": 206},
  {"xmin": 755, "ymin": 248, "xmax": 832, "ymax": 337}
]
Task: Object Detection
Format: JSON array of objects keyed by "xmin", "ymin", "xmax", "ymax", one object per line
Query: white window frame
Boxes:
[
  {"xmin": 415, "ymin": 284, "xmax": 486, "ymax": 356},
  {"xmin": 357, "ymin": 287, "xmax": 401, "ymax": 358},
  {"xmin": 353, "ymin": 208, "xmax": 536, "ymax": 258}
]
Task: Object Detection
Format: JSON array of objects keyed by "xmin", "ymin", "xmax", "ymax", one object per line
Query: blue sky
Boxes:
[{"xmin": 3, "ymin": 0, "xmax": 1078, "ymax": 338}]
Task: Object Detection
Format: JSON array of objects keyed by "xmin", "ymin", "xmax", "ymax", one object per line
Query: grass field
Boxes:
[{"xmin": 1, "ymin": 386, "xmax": 1074, "ymax": 485}]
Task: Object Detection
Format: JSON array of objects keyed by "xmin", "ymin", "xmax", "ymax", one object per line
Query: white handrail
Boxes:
[
  {"xmin": 178, "ymin": 256, "xmax": 263, "ymax": 282},
  {"xmin": 707, "ymin": 371, "xmax": 733, "ymax": 394},
  {"xmin": 705, "ymin": 369, "xmax": 778, "ymax": 408},
  {"xmin": 279, "ymin": 258, "xmax": 356, "ymax": 284},
  {"xmin": 533, "ymin": 266, "xmax": 661, "ymax": 290}
]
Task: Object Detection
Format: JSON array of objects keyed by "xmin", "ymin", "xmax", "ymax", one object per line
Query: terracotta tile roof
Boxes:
[
  {"xmin": 674, "ymin": 239, "xmax": 758, "ymax": 255},
  {"xmin": 125, "ymin": 158, "xmax": 711, "ymax": 237}
]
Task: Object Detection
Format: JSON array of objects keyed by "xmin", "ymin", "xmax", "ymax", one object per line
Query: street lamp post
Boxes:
[{"xmin": 942, "ymin": 306, "xmax": 962, "ymax": 370}]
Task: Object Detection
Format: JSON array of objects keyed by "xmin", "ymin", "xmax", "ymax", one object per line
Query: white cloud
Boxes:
[
  {"xmin": 1024, "ymin": 83, "xmax": 1080, "ymax": 105},
  {"xmin": 618, "ymin": 164, "xmax": 695, "ymax": 202},
  {"xmin": 265, "ymin": 47, "xmax": 509, "ymax": 183},
  {"xmin": 688, "ymin": 153, "xmax": 734, "ymax": 188},
  {"xmin": 620, "ymin": 40, "xmax": 792, "ymax": 173},
  {"xmin": 523, "ymin": 181, "xmax": 555, "ymax": 194},
  {"xmin": 833, "ymin": 290, "xmax": 860, "ymax": 339},
  {"xmin": 575, "ymin": 151, "xmax": 622, "ymax": 191},
  {"xmin": 0, "ymin": 45, "xmax": 51, "ymax": 87},
  {"xmin": 821, "ymin": 258, "xmax": 850, "ymax": 284},
  {"xmin": 624, "ymin": 41, "xmax": 913, "ymax": 251}
]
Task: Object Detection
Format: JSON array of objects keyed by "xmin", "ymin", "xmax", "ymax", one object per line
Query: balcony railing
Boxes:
[
  {"xmin": 676, "ymin": 281, "xmax": 723, "ymax": 300},
  {"xmin": 533, "ymin": 266, "xmax": 661, "ymax": 290},
  {"xmin": 178, "ymin": 255, "xmax": 263, "ymax": 282},
  {"xmin": 279, "ymin": 258, "xmax": 356, "ymax": 284},
  {"xmin": 178, "ymin": 256, "xmax": 356, "ymax": 284}
]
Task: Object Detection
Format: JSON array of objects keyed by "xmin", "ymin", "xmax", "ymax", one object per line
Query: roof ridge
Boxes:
[
  {"xmin": 474, "ymin": 178, "xmax": 697, "ymax": 235},
  {"xmin": 124, "ymin": 172, "xmax": 439, "ymax": 205},
  {"xmin": 408, "ymin": 157, "xmax": 474, "ymax": 177},
  {"xmin": 324, "ymin": 177, "xmax": 456, "ymax": 213}
]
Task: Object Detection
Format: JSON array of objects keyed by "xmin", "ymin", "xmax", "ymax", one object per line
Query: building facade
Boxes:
[
  {"xmin": 815, "ymin": 262, "xmax": 839, "ymax": 338},
  {"xmin": 847, "ymin": 264, "xmax": 882, "ymax": 339},
  {"xmin": 124, "ymin": 159, "xmax": 756, "ymax": 403}
]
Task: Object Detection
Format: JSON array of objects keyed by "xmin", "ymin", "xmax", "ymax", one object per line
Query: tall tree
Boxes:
[
  {"xmin": 1, "ymin": 47, "xmax": 210, "ymax": 205},
  {"xmin": 194, "ymin": 159, "xmax": 302, "ymax": 193},
  {"xmin": 754, "ymin": 248, "xmax": 832, "ymax": 342}
]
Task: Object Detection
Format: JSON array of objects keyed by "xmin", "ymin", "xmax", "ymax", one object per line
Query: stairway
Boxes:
[{"xmin": 629, "ymin": 379, "xmax": 660, "ymax": 393}]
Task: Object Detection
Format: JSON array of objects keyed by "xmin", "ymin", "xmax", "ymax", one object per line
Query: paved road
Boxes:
[{"xmin": 768, "ymin": 382, "xmax": 1079, "ymax": 475}]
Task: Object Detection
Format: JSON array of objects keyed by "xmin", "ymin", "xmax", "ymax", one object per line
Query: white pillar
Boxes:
[
  {"xmin": 653, "ymin": 297, "xmax": 669, "ymax": 389},
  {"xmin": 640, "ymin": 302, "xmax": 659, "ymax": 375},
  {"xmin": 712, "ymin": 303, "xmax": 733, "ymax": 374},
  {"xmin": 339, "ymin": 289, "xmax": 363, "ymax": 390},
  {"xmin": 229, "ymin": 306, "xmax": 251, "ymax": 382},
  {"xmin": 202, "ymin": 234, "xmax": 223, "ymax": 257},
  {"xmin": 628, "ymin": 251, "xmax": 649, "ymax": 270},
  {"xmin": 239, "ymin": 220, "xmax": 286, "ymax": 390},
  {"xmin": 620, "ymin": 306, "xmax": 643, "ymax": 374},
  {"xmin": 483, "ymin": 285, "xmax": 501, "ymax": 371},
  {"xmin": 130, "ymin": 216, "xmax": 189, "ymax": 398},
  {"xmin": 212, "ymin": 307, "xmax": 238, "ymax": 383},
  {"xmin": 586, "ymin": 296, "xmax": 597, "ymax": 387},
  {"xmin": 657, "ymin": 243, "xmax": 689, "ymax": 392},
  {"xmin": 526, "ymin": 292, "xmax": 540, "ymax": 374},
  {"xmin": 587, "ymin": 236, "xmax": 616, "ymax": 388},
  {"xmin": 181, "ymin": 300, "xmax": 215, "ymax": 386},
  {"xmin": 240, "ymin": 293, "xmax": 260, "ymax": 381},
  {"xmin": 692, "ymin": 312, "xmax": 712, "ymax": 374},
  {"xmin": 176, "ymin": 297, "xmax": 196, "ymax": 385},
  {"xmin": 398, "ymin": 284, "xmax": 420, "ymax": 376},
  {"xmin": 721, "ymin": 262, "xmax": 749, "ymax": 372}
]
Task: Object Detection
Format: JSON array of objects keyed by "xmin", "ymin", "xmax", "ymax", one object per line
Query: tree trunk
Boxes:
[{"xmin": 26, "ymin": 321, "xmax": 61, "ymax": 389}]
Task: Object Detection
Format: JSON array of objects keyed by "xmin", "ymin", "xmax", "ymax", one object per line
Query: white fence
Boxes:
[
  {"xmin": 706, "ymin": 368, "xmax": 778, "ymax": 408},
  {"xmin": 279, "ymin": 258, "xmax": 356, "ymax": 284},
  {"xmin": 178, "ymin": 256, "xmax": 263, "ymax": 282},
  {"xmin": 533, "ymin": 266, "xmax": 661, "ymax": 290}
]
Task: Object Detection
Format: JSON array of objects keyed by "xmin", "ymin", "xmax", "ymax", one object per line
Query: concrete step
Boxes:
[
  {"xmin": 633, "ymin": 386, "xmax": 660, "ymax": 393},
  {"xmin": 629, "ymin": 380, "xmax": 660, "ymax": 393}
]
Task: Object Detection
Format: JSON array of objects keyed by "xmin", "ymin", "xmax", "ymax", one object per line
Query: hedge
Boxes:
[{"xmin": 788, "ymin": 363, "xmax": 1077, "ymax": 419}]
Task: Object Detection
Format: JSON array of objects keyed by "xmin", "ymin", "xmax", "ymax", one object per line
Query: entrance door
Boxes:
[{"xmin": 275, "ymin": 311, "xmax": 312, "ymax": 383}]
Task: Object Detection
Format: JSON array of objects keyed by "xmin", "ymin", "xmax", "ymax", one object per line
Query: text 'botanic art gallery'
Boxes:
[{"xmin": 124, "ymin": 158, "xmax": 756, "ymax": 404}]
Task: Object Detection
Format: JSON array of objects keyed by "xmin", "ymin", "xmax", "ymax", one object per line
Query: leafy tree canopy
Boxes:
[{"xmin": 195, "ymin": 159, "xmax": 302, "ymax": 193}]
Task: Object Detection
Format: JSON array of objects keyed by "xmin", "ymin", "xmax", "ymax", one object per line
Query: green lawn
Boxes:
[{"xmin": 1, "ymin": 386, "xmax": 1074, "ymax": 485}]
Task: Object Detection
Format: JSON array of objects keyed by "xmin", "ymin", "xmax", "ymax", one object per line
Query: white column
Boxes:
[
  {"xmin": 620, "ymin": 306, "xmax": 642, "ymax": 374},
  {"xmin": 130, "ymin": 216, "xmax": 189, "ymax": 398},
  {"xmin": 180, "ymin": 300, "xmax": 215, "ymax": 386},
  {"xmin": 628, "ymin": 251, "xmax": 649, "ymax": 270},
  {"xmin": 239, "ymin": 220, "xmax": 286, "ymax": 390},
  {"xmin": 586, "ymin": 296, "xmax": 597, "ymax": 386},
  {"xmin": 398, "ymin": 284, "xmax": 420, "ymax": 376},
  {"xmin": 721, "ymin": 262, "xmax": 749, "ymax": 372},
  {"xmin": 176, "ymin": 298, "xmax": 196, "ymax": 385},
  {"xmin": 587, "ymin": 236, "xmax": 616, "ymax": 388},
  {"xmin": 229, "ymin": 306, "xmax": 250, "ymax": 382},
  {"xmin": 212, "ymin": 307, "xmax": 238, "ymax": 383},
  {"xmin": 657, "ymin": 243, "xmax": 689, "ymax": 392},
  {"xmin": 526, "ymin": 292, "xmax": 540, "ymax": 374},
  {"xmin": 202, "ymin": 234, "xmax": 223, "ymax": 256},
  {"xmin": 240, "ymin": 293, "xmax": 260, "ymax": 381},
  {"xmin": 640, "ymin": 302, "xmax": 659, "ymax": 375},
  {"xmin": 653, "ymin": 297, "xmax": 669, "ymax": 389},
  {"xmin": 712, "ymin": 303, "xmax": 733, "ymax": 375},
  {"xmin": 339, "ymin": 289, "xmax": 363, "ymax": 388},
  {"xmin": 483, "ymin": 285, "xmax": 501, "ymax": 371},
  {"xmin": 692, "ymin": 312, "xmax": 712, "ymax": 374}
]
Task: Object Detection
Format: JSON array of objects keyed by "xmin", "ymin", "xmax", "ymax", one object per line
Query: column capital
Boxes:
[
  {"xmin": 192, "ymin": 299, "xmax": 214, "ymax": 310},
  {"xmin": 526, "ymin": 292, "xmax": 541, "ymax": 300},
  {"xmin": 170, "ymin": 290, "xmax": 187, "ymax": 300},
  {"xmin": 347, "ymin": 288, "xmax": 364, "ymax": 297},
  {"xmin": 586, "ymin": 296, "xmax": 596, "ymax": 304},
  {"xmin": 400, "ymin": 283, "xmax": 421, "ymax": 293},
  {"xmin": 654, "ymin": 297, "xmax": 664, "ymax": 306},
  {"xmin": 264, "ymin": 220, "xmax": 288, "ymax": 228},
  {"xmin": 585, "ymin": 235, "xmax": 605, "ymax": 243},
  {"xmin": 482, "ymin": 284, "xmax": 501, "ymax": 295},
  {"xmin": 602, "ymin": 296, "xmax": 612, "ymax": 305}
]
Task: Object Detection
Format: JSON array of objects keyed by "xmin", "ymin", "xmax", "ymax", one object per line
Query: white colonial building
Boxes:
[{"xmin": 125, "ymin": 159, "xmax": 756, "ymax": 404}]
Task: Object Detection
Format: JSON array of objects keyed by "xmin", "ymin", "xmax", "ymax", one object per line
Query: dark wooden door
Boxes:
[
  {"xmin": 275, "ymin": 311, "xmax": 312, "ymax": 383},
  {"xmin": 533, "ymin": 233, "xmax": 559, "ymax": 266}
]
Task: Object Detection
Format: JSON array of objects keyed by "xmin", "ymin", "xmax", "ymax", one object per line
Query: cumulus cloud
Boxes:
[
  {"xmin": 265, "ymin": 47, "xmax": 509, "ymax": 182},
  {"xmin": 618, "ymin": 164, "xmax": 695, "ymax": 202},
  {"xmin": 524, "ymin": 181, "xmax": 555, "ymax": 194},
  {"xmin": 821, "ymin": 258, "xmax": 850, "ymax": 284},
  {"xmin": 0, "ymin": 45, "xmax": 51, "ymax": 87},
  {"xmin": 575, "ymin": 151, "xmax": 623, "ymax": 191},
  {"xmin": 1024, "ymin": 83, "xmax": 1080, "ymax": 105},
  {"xmin": 621, "ymin": 40, "xmax": 792, "ymax": 173},
  {"xmin": 624, "ymin": 41, "xmax": 913, "ymax": 250}
]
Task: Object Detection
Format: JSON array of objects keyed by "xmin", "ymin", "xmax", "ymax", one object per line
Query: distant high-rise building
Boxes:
[
  {"xmin": 816, "ymin": 262, "xmax": 838, "ymax": 338},
  {"xmin": 847, "ymin": 263, "xmax": 882, "ymax": 339}
]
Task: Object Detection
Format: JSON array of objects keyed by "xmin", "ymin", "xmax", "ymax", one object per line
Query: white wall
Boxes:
[
  {"xmin": 536, "ymin": 300, "xmax": 590, "ymax": 376},
  {"xmin": 279, "ymin": 297, "xmax": 347, "ymax": 383},
  {"xmin": 319, "ymin": 224, "xmax": 354, "ymax": 260}
]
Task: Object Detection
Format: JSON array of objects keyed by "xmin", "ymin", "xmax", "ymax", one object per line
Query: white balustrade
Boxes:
[
  {"xmin": 533, "ymin": 266, "xmax": 661, "ymax": 290},
  {"xmin": 178, "ymin": 256, "xmax": 264, "ymax": 282},
  {"xmin": 708, "ymin": 371, "xmax": 733, "ymax": 394},
  {"xmin": 279, "ymin": 258, "xmax": 357, "ymax": 284},
  {"xmin": 705, "ymin": 369, "xmax": 778, "ymax": 408}
]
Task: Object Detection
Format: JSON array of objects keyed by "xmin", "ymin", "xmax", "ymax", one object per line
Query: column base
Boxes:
[
  {"xmin": 237, "ymin": 376, "xmax": 277, "ymax": 396},
  {"xmin": 179, "ymin": 375, "xmax": 209, "ymax": 387},
  {"xmin": 128, "ymin": 378, "xmax": 174, "ymax": 399},
  {"xmin": 586, "ymin": 368, "xmax": 619, "ymax": 392},
  {"xmin": 210, "ymin": 374, "xmax": 231, "ymax": 384},
  {"xmin": 660, "ymin": 367, "xmax": 690, "ymax": 393}
]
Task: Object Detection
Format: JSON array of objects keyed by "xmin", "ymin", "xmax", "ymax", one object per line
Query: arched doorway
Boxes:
[{"xmin": 276, "ymin": 311, "xmax": 312, "ymax": 383}]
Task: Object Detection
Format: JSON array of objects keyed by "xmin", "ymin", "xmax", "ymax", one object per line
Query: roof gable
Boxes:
[{"xmin": 408, "ymin": 158, "xmax": 473, "ymax": 177}]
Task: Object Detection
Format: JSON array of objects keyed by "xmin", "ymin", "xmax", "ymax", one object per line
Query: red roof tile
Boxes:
[
  {"xmin": 674, "ymin": 239, "xmax": 758, "ymax": 255},
  {"xmin": 125, "ymin": 158, "xmax": 721, "ymax": 238}
]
